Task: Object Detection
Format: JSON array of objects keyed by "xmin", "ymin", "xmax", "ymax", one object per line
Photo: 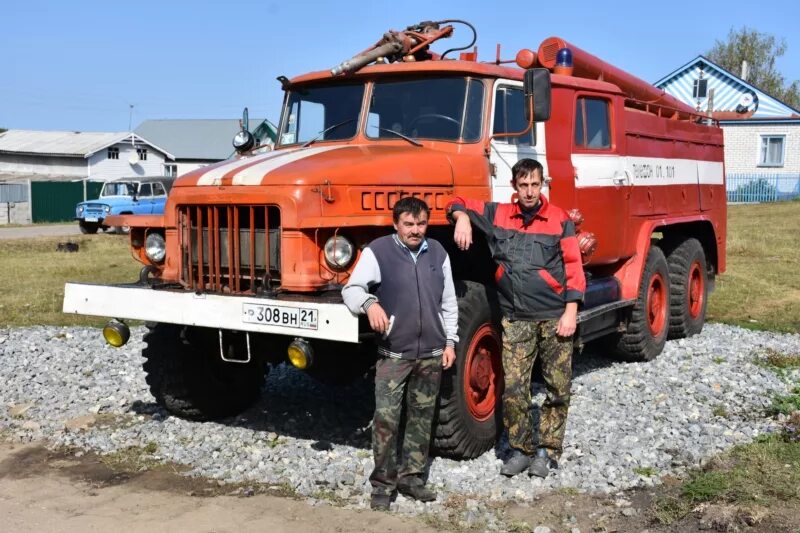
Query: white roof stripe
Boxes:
[
  {"xmin": 195, "ymin": 147, "xmax": 301, "ymax": 185},
  {"xmin": 231, "ymin": 146, "xmax": 345, "ymax": 185}
]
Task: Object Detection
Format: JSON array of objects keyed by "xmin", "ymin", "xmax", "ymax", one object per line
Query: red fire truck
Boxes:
[{"xmin": 63, "ymin": 20, "xmax": 725, "ymax": 459}]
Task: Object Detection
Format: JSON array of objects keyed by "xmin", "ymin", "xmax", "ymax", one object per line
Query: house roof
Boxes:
[
  {"xmin": 0, "ymin": 130, "xmax": 175, "ymax": 159},
  {"xmin": 134, "ymin": 119, "xmax": 277, "ymax": 161},
  {"xmin": 654, "ymin": 56, "xmax": 800, "ymax": 118}
]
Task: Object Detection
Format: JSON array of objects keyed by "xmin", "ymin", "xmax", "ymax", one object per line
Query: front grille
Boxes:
[{"xmin": 178, "ymin": 205, "xmax": 281, "ymax": 294}]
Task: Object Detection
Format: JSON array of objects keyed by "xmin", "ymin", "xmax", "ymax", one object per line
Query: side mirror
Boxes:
[
  {"xmin": 524, "ymin": 68, "xmax": 552, "ymax": 122},
  {"xmin": 233, "ymin": 106, "xmax": 255, "ymax": 154}
]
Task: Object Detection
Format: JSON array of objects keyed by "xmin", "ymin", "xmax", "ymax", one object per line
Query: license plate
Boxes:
[
  {"xmin": 242, "ymin": 303, "xmax": 318, "ymax": 330},
  {"xmin": 85, "ymin": 217, "xmax": 99, "ymax": 222}
]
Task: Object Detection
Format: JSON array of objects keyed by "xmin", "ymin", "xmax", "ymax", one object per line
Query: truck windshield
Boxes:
[
  {"xmin": 367, "ymin": 77, "xmax": 484, "ymax": 142},
  {"xmin": 101, "ymin": 182, "xmax": 136, "ymax": 197},
  {"xmin": 278, "ymin": 84, "xmax": 364, "ymax": 146}
]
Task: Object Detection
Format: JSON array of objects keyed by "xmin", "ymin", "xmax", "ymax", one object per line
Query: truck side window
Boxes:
[
  {"xmin": 575, "ymin": 97, "xmax": 611, "ymax": 149},
  {"xmin": 493, "ymin": 86, "xmax": 534, "ymax": 145},
  {"xmin": 152, "ymin": 182, "xmax": 166, "ymax": 196},
  {"xmin": 138, "ymin": 183, "xmax": 152, "ymax": 197}
]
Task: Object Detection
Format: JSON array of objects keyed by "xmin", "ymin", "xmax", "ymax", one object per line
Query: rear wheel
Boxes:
[
  {"xmin": 608, "ymin": 246, "xmax": 670, "ymax": 362},
  {"xmin": 434, "ymin": 281, "xmax": 503, "ymax": 459},
  {"xmin": 664, "ymin": 238, "xmax": 708, "ymax": 339},
  {"xmin": 142, "ymin": 324, "xmax": 267, "ymax": 420}
]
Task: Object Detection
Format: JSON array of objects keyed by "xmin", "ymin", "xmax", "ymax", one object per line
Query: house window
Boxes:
[
  {"xmin": 759, "ymin": 135, "xmax": 785, "ymax": 167},
  {"xmin": 137, "ymin": 148, "xmax": 148, "ymax": 161},
  {"xmin": 108, "ymin": 147, "xmax": 119, "ymax": 160},
  {"xmin": 574, "ymin": 97, "xmax": 611, "ymax": 149},
  {"xmin": 693, "ymin": 79, "xmax": 708, "ymax": 99},
  {"xmin": 164, "ymin": 164, "xmax": 177, "ymax": 177}
]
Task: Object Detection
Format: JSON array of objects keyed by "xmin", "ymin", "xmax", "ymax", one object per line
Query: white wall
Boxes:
[
  {"xmin": 88, "ymin": 141, "xmax": 168, "ymax": 179},
  {"xmin": 723, "ymin": 124, "xmax": 800, "ymax": 174},
  {"xmin": 0, "ymin": 154, "xmax": 86, "ymax": 177}
]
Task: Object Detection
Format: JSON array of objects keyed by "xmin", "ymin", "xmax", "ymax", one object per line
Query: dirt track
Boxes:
[
  {"xmin": 0, "ymin": 224, "xmax": 82, "ymax": 240},
  {"xmin": 0, "ymin": 442, "xmax": 436, "ymax": 533}
]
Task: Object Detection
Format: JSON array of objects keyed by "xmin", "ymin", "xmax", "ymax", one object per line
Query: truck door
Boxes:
[
  {"xmin": 135, "ymin": 183, "xmax": 152, "ymax": 214},
  {"xmin": 571, "ymin": 94, "xmax": 629, "ymax": 263},
  {"xmin": 151, "ymin": 182, "xmax": 167, "ymax": 214},
  {"xmin": 489, "ymin": 80, "xmax": 549, "ymax": 202}
]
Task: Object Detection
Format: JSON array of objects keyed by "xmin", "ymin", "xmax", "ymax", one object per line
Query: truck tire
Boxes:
[
  {"xmin": 664, "ymin": 238, "xmax": 708, "ymax": 339},
  {"xmin": 142, "ymin": 324, "xmax": 266, "ymax": 420},
  {"xmin": 434, "ymin": 281, "xmax": 503, "ymax": 459},
  {"xmin": 609, "ymin": 246, "xmax": 670, "ymax": 362},
  {"xmin": 79, "ymin": 221, "xmax": 99, "ymax": 234}
]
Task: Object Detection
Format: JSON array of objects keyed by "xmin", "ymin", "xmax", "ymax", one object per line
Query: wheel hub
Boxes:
[
  {"xmin": 647, "ymin": 273, "xmax": 667, "ymax": 336},
  {"xmin": 464, "ymin": 324, "xmax": 502, "ymax": 421},
  {"xmin": 688, "ymin": 261, "xmax": 704, "ymax": 318}
]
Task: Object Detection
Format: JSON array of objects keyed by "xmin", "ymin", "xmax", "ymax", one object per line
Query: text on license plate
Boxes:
[{"xmin": 242, "ymin": 303, "xmax": 318, "ymax": 330}]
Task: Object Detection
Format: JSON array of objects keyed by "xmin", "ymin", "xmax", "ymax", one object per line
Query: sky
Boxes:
[{"xmin": 2, "ymin": 0, "xmax": 800, "ymax": 132}]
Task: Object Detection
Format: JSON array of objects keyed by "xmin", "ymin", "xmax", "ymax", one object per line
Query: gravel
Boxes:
[{"xmin": 0, "ymin": 323, "xmax": 798, "ymax": 528}]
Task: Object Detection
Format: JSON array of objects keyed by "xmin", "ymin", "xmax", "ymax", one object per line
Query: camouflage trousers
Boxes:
[
  {"xmin": 502, "ymin": 317, "xmax": 573, "ymax": 459},
  {"xmin": 370, "ymin": 356, "xmax": 442, "ymax": 496}
]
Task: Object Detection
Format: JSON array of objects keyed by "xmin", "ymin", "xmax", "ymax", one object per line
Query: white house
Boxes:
[
  {"xmin": 0, "ymin": 130, "xmax": 174, "ymax": 223},
  {"xmin": 655, "ymin": 57, "xmax": 800, "ymax": 201}
]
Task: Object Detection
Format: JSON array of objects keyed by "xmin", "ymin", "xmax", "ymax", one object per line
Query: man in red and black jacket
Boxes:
[{"xmin": 447, "ymin": 158, "xmax": 586, "ymax": 478}]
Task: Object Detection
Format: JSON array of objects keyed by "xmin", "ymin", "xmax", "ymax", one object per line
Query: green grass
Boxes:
[
  {"xmin": 707, "ymin": 202, "xmax": 800, "ymax": 333},
  {"xmin": 769, "ymin": 387, "xmax": 800, "ymax": 417},
  {"xmin": 652, "ymin": 433, "xmax": 800, "ymax": 525},
  {"xmin": 0, "ymin": 234, "xmax": 141, "ymax": 327},
  {"xmin": 633, "ymin": 466, "xmax": 659, "ymax": 477}
]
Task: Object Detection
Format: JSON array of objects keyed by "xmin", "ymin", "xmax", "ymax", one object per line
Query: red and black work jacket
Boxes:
[{"xmin": 447, "ymin": 194, "xmax": 586, "ymax": 321}]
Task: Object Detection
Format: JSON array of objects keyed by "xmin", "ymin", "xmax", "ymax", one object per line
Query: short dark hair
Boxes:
[
  {"xmin": 510, "ymin": 158, "xmax": 544, "ymax": 185},
  {"xmin": 392, "ymin": 196, "xmax": 430, "ymax": 223}
]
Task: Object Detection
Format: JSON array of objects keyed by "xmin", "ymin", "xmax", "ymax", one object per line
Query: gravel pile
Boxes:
[{"xmin": 0, "ymin": 323, "xmax": 797, "ymax": 528}]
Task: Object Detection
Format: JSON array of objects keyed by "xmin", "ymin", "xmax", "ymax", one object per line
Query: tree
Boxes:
[{"xmin": 707, "ymin": 27, "xmax": 800, "ymax": 109}]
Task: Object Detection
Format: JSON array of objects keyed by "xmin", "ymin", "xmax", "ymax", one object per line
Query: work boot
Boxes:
[
  {"xmin": 500, "ymin": 449, "xmax": 532, "ymax": 477},
  {"xmin": 370, "ymin": 492, "xmax": 392, "ymax": 511},
  {"xmin": 528, "ymin": 448, "xmax": 557, "ymax": 478},
  {"xmin": 397, "ymin": 479, "xmax": 437, "ymax": 502}
]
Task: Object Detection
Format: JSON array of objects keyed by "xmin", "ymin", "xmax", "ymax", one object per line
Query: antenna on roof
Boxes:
[{"xmin": 128, "ymin": 104, "xmax": 134, "ymax": 132}]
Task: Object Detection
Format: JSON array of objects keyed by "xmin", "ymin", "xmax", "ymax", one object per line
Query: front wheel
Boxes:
[
  {"xmin": 79, "ymin": 221, "xmax": 99, "ymax": 234},
  {"xmin": 434, "ymin": 281, "xmax": 503, "ymax": 459},
  {"xmin": 142, "ymin": 324, "xmax": 267, "ymax": 420}
]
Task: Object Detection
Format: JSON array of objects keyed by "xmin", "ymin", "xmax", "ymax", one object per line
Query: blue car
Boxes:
[{"xmin": 75, "ymin": 176, "xmax": 175, "ymax": 234}]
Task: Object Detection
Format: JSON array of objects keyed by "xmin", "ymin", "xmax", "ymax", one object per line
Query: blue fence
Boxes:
[{"xmin": 726, "ymin": 173, "xmax": 800, "ymax": 203}]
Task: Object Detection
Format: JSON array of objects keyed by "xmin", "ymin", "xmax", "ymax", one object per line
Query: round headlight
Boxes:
[
  {"xmin": 103, "ymin": 205, "xmax": 111, "ymax": 213},
  {"xmin": 145, "ymin": 232, "xmax": 166, "ymax": 263},
  {"xmin": 77, "ymin": 205, "xmax": 84, "ymax": 213},
  {"xmin": 324, "ymin": 235, "xmax": 354, "ymax": 270}
]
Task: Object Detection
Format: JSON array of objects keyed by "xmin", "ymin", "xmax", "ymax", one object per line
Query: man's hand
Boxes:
[
  {"xmin": 442, "ymin": 345, "xmax": 456, "ymax": 370},
  {"xmin": 452, "ymin": 211, "xmax": 473, "ymax": 251},
  {"xmin": 557, "ymin": 302, "xmax": 578, "ymax": 337},
  {"xmin": 366, "ymin": 303, "xmax": 390, "ymax": 334}
]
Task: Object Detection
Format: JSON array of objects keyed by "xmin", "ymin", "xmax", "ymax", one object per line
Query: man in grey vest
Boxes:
[{"xmin": 342, "ymin": 197, "xmax": 458, "ymax": 511}]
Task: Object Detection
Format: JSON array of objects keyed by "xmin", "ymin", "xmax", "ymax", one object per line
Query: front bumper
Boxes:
[{"xmin": 62, "ymin": 282, "xmax": 359, "ymax": 343}]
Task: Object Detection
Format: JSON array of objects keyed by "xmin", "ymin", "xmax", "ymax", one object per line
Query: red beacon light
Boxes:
[{"xmin": 553, "ymin": 47, "xmax": 573, "ymax": 75}]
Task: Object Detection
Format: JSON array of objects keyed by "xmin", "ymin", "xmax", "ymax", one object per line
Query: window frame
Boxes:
[
  {"xmin": 692, "ymin": 78, "xmax": 708, "ymax": 99},
  {"xmin": 491, "ymin": 82, "xmax": 536, "ymax": 146},
  {"xmin": 364, "ymin": 76, "xmax": 485, "ymax": 144},
  {"xmin": 757, "ymin": 134, "xmax": 786, "ymax": 168},
  {"xmin": 136, "ymin": 148, "xmax": 148, "ymax": 161},
  {"xmin": 107, "ymin": 146, "xmax": 119, "ymax": 160},
  {"xmin": 152, "ymin": 182, "xmax": 166, "ymax": 197},
  {"xmin": 572, "ymin": 94, "xmax": 615, "ymax": 153}
]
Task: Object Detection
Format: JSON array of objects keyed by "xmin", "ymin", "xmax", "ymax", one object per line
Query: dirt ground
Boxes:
[
  {"xmin": 1, "ymin": 441, "xmax": 797, "ymax": 532},
  {"xmin": 0, "ymin": 442, "xmax": 436, "ymax": 533}
]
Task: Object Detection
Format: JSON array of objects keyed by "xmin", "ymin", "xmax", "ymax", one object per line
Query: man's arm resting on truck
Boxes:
[
  {"xmin": 341, "ymin": 247, "xmax": 390, "ymax": 334},
  {"xmin": 446, "ymin": 197, "xmax": 498, "ymax": 251},
  {"xmin": 556, "ymin": 216, "xmax": 586, "ymax": 337}
]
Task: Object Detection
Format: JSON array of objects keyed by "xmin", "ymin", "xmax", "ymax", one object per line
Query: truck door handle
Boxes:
[{"xmin": 612, "ymin": 171, "xmax": 631, "ymax": 186}]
